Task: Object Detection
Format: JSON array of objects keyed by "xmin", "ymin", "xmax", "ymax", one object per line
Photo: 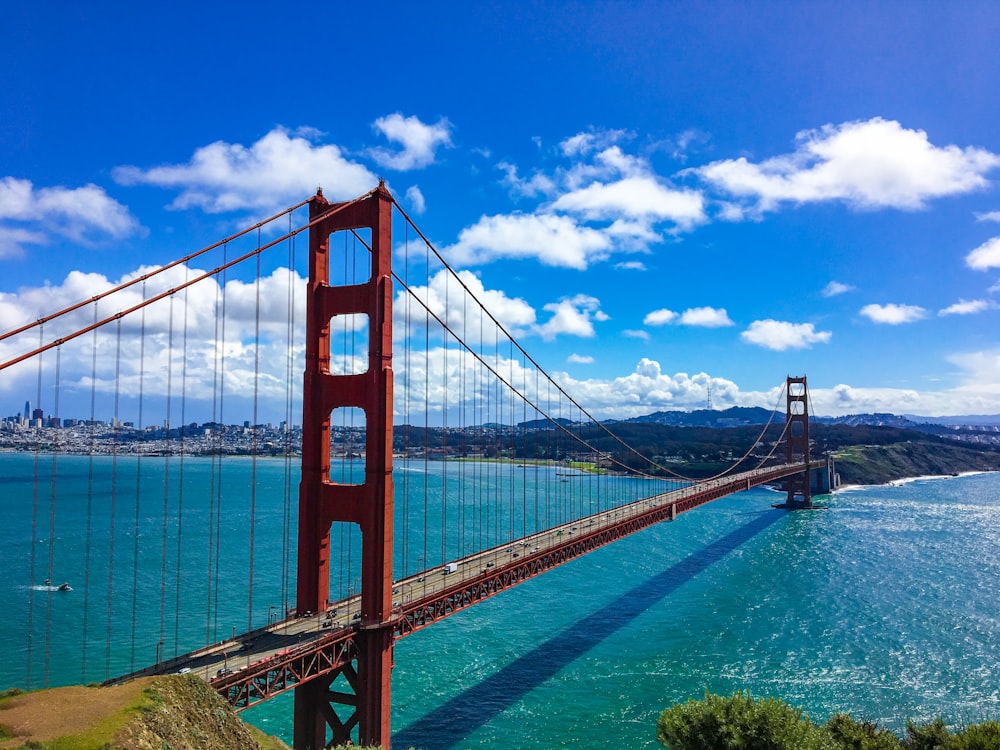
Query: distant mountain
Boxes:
[
  {"xmin": 813, "ymin": 413, "xmax": 921, "ymax": 429},
  {"xmin": 903, "ymin": 414, "xmax": 1000, "ymax": 428},
  {"xmin": 517, "ymin": 416, "xmax": 576, "ymax": 430},
  {"xmin": 625, "ymin": 406, "xmax": 776, "ymax": 428}
]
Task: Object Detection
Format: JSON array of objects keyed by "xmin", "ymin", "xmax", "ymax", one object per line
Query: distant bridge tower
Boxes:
[
  {"xmin": 295, "ymin": 184, "xmax": 395, "ymax": 749},
  {"xmin": 782, "ymin": 375, "xmax": 812, "ymax": 509}
]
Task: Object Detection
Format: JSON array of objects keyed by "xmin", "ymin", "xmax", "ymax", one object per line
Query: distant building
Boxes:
[{"xmin": 24, "ymin": 401, "xmax": 30, "ymax": 420}]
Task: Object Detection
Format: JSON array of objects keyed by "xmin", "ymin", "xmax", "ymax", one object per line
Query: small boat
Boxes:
[{"xmin": 58, "ymin": 582, "xmax": 72, "ymax": 592}]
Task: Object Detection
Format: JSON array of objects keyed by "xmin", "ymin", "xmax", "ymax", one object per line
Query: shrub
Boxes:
[
  {"xmin": 904, "ymin": 718, "xmax": 950, "ymax": 749},
  {"xmin": 947, "ymin": 720, "xmax": 1000, "ymax": 750},
  {"xmin": 657, "ymin": 691, "xmax": 832, "ymax": 750},
  {"xmin": 826, "ymin": 713, "xmax": 902, "ymax": 749}
]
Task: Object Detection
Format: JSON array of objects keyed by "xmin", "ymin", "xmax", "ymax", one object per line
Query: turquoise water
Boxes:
[{"xmin": 2, "ymin": 453, "xmax": 998, "ymax": 748}]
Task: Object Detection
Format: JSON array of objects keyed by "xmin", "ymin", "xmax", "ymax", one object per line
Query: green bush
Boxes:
[
  {"xmin": 947, "ymin": 720, "xmax": 1000, "ymax": 750},
  {"xmin": 826, "ymin": 713, "xmax": 902, "ymax": 749},
  {"xmin": 658, "ymin": 693, "xmax": 1000, "ymax": 750},
  {"xmin": 657, "ymin": 691, "xmax": 832, "ymax": 750},
  {"xmin": 904, "ymin": 718, "xmax": 950, "ymax": 750}
]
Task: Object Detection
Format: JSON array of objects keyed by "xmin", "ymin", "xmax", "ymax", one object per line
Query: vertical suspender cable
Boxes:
[
  {"xmin": 159, "ymin": 294, "xmax": 175, "ymax": 662},
  {"xmin": 26, "ymin": 326, "xmax": 43, "ymax": 689},
  {"xmin": 43, "ymin": 343, "xmax": 62, "ymax": 687},
  {"xmin": 441, "ymin": 268, "xmax": 448, "ymax": 566},
  {"xmin": 174, "ymin": 269, "xmax": 190, "ymax": 656},
  {"xmin": 214, "ymin": 253, "xmax": 228, "ymax": 640},
  {"xmin": 106, "ymin": 319, "xmax": 122, "ymax": 679},
  {"xmin": 282, "ymin": 214, "xmax": 296, "ymax": 615},
  {"xmin": 248, "ymin": 230, "xmax": 262, "ymax": 632},
  {"xmin": 130, "ymin": 281, "xmax": 147, "ymax": 672},
  {"xmin": 401, "ymin": 219, "xmax": 410, "ymax": 578},
  {"xmin": 82, "ymin": 303, "xmax": 99, "ymax": 681}
]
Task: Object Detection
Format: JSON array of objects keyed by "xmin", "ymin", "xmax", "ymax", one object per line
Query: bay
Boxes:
[{"xmin": 1, "ymin": 452, "xmax": 998, "ymax": 748}]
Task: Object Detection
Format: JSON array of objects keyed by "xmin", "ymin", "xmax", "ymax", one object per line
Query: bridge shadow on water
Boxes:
[{"xmin": 393, "ymin": 508, "xmax": 785, "ymax": 750}]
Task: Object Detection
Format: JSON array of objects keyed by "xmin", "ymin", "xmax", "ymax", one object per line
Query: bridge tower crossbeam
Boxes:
[{"xmin": 295, "ymin": 184, "xmax": 395, "ymax": 749}]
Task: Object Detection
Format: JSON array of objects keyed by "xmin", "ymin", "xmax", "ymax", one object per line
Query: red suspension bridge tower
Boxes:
[{"xmin": 295, "ymin": 184, "xmax": 395, "ymax": 748}]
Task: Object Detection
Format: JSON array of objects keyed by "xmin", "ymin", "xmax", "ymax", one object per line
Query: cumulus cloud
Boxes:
[
  {"xmin": 560, "ymin": 129, "xmax": 632, "ymax": 157},
  {"xmin": 443, "ymin": 213, "xmax": 611, "ymax": 269},
  {"xmin": 0, "ymin": 262, "xmax": 310, "ymax": 423},
  {"xmin": 404, "ymin": 185, "xmax": 426, "ymax": 215},
  {"xmin": 966, "ymin": 237, "xmax": 1000, "ymax": 270},
  {"xmin": 622, "ymin": 329, "xmax": 650, "ymax": 340},
  {"xmin": 643, "ymin": 306, "xmax": 732, "ymax": 327},
  {"xmin": 939, "ymin": 299, "xmax": 995, "ymax": 316},
  {"xmin": 537, "ymin": 294, "xmax": 608, "ymax": 340},
  {"xmin": 567, "ymin": 353, "xmax": 594, "ymax": 364},
  {"xmin": 498, "ymin": 162, "xmax": 557, "ymax": 198},
  {"xmin": 741, "ymin": 320, "xmax": 832, "ymax": 350},
  {"xmin": 678, "ymin": 306, "xmax": 733, "ymax": 327},
  {"xmin": 114, "ymin": 126, "xmax": 377, "ymax": 213},
  {"xmin": 694, "ymin": 118, "xmax": 1000, "ymax": 213},
  {"xmin": 614, "ymin": 261, "xmax": 647, "ymax": 271},
  {"xmin": 822, "ymin": 280, "xmax": 853, "ymax": 297},
  {"xmin": 551, "ymin": 175, "xmax": 706, "ymax": 231},
  {"xmin": 369, "ymin": 113, "xmax": 453, "ymax": 171},
  {"xmin": 0, "ymin": 177, "xmax": 141, "ymax": 255},
  {"xmin": 975, "ymin": 211, "xmax": 1000, "ymax": 222},
  {"xmin": 860, "ymin": 303, "xmax": 927, "ymax": 324},
  {"xmin": 547, "ymin": 359, "xmax": 751, "ymax": 418},
  {"xmin": 394, "ymin": 268, "xmax": 536, "ymax": 344},
  {"xmin": 644, "ymin": 308, "xmax": 677, "ymax": 326}
]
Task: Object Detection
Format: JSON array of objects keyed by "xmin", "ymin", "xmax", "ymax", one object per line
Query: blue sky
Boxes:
[{"xmin": 3, "ymin": 1, "xmax": 1000, "ymax": 420}]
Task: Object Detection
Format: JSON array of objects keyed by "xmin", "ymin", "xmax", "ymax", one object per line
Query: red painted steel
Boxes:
[
  {"xmin": 782, "ymin": 376, "xmax": 813, "ymax": 508},
  {"xmin": 295, "ymin": 184, "xmax": 395, "ymax": 750}
]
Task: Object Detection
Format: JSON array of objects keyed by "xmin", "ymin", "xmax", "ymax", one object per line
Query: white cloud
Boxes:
[
  {"xmin": 404, "ymin": 185, "xmax": 426, "ymax": 215},
  {"xmin": 114, "ymin": 126, "xmax": 376, "ymax": 213},
  {"xmin": 614, "ymin": 261, "xmax": 647, "ymax": 271},
  {"xmin": 741, "ymin": 319, "xmax": 832, "ymax": 350},
  {"xmin": 537, "ymin": 294, "xmax": 608, "ymax": 340},
  {"xmin": 622, "ymin": 329, "xmax": 650, "ymax": 340},
  {"xmin": 567, "ymin": 353, "xmax": 594, "ymax": 364},
  {"xmin": 369, "ymin": 113, "xmax": 453, "ymax": 171},
  {"xmin": 975, "ymin": 211, "xmax": 1000, "ymax": 222},
  {"xmin": 678, "ymin": 306, "xmax": 733, "ymax": 327},
  {"xmin": 394, "ymin": 269, "xmax": 536, "ymax": 344},
  {"xmin": 560, "ymin": 129, "xmax": 632, "ymax": 157},
  {"xmin": 860, "ymin": 303, "xmax": 927, "ymax": 324},
  {"xmin": 551, "ymin": 175, "xmax": 706, "ymax": 230},
  {"xmin": 0, "ymin": 177, "xmax": 140, "ymax": 255},
  {"xmin": 498, "ymin": 162, "xmax": 556, "ymax": 198},
  {"xmin": 0, "ymin": 226, "xmax": 46, "ymax": 258},
  {"xmin": 643, "ymin": 306, "xmax": 732, "ymax": 327},
  {"xmin": 0, "ymin": 263, "xmax": 310, "ymax": 422},
  {"xmin": 644, "ymin": 308, "xmax": 677, "ymax": 326},
  {"xmin": 822, "ymin": 280, "xmax": 853, "ymax": 297},
  {"xmin": 443, "ymin": 213, "xmax": 611, "ymax": 269},
  {"xmin": 548, "ymin": 360, "xmax": 746, "ymax": 418},
  {"xmin": 966, "ymin": 237, "xmax": 1000, "ymax": 270},
  {"xmin": 694, "ymin": 118, "xmax": 1000, "ymax": 212},
  {"xmin": 939, "ymin": 299, "xmax": 995, "ymax": 316},
  {"xmin": 989, "ymin": 279, "xmax": 1000, "ymax": 294}
]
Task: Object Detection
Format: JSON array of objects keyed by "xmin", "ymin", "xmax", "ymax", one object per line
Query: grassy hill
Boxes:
[{"xmin": 0, "ymin": 677, "xmax": 290, "ymax": 750}]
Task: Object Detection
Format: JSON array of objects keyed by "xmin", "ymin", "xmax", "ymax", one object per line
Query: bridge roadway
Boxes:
[{"xmin": 107, "ymin": 460, "xmax": 824, "ymax": 709}]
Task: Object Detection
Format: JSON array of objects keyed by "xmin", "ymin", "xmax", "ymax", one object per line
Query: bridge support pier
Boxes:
[{"xmin": 295, "ymin": 185, "xmax": 395, "ymax": 749}]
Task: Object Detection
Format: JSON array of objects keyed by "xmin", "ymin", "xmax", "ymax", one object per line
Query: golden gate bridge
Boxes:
[{"xmin": 0, "ymin": 183, "xmax": 830, "ymax": 748}]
